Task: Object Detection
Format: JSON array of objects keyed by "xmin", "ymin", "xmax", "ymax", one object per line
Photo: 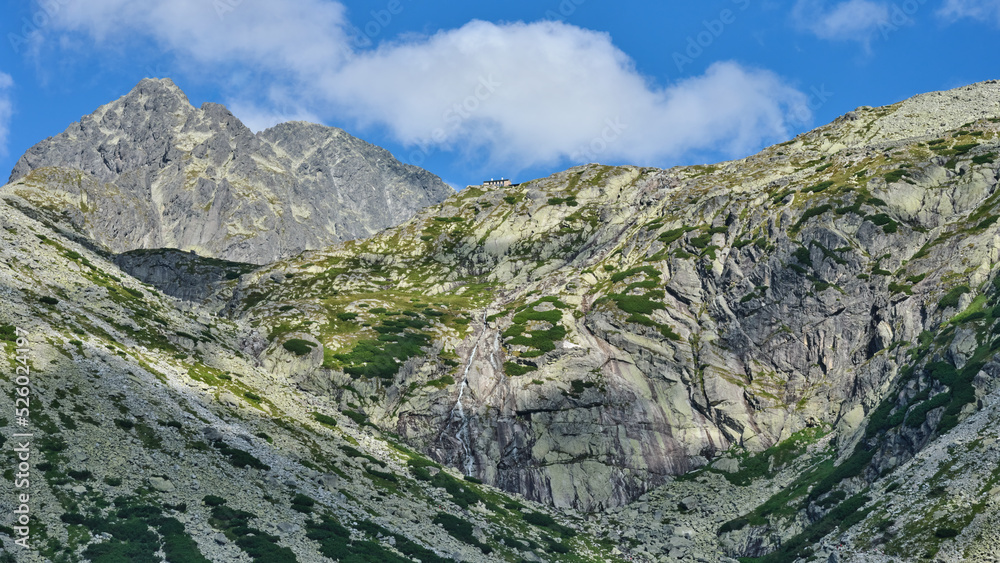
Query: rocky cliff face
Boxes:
[
  {"xmin": 0, "ymin": 196, "xmax": 619, "ymax": 563},
  {"xmin": 4, "ymin": 79, "xmax": 1000, "ymax": 562},
  {"xmin": 111, "ymin": 248, "xmax": 256, "ymax": 302},
  {"xmin": 5, "ymin": 78, "xmax": 453, "ymax": 264},
  {"xmin": 224, "ymin": 81, "xmax": 1000, "ymax": 558}
]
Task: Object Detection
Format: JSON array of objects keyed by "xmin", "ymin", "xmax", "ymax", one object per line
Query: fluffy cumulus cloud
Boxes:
[
  {"xmin": 793, "ymin": 0, "xmax": 891, "ymax": 44},
  {"xmin": 938, "ymin": 0, "xmax": 1000, "ymax": 25},
  {"xmin": 39, "ymin": 0, "xmax": 812, "ymax": 168},
  {"xmin": 0, "ymin": 72, "xmax": 14, "ymax": 157},
  {"xmin": 326, "ymin": 21, "xmax": 810, "ymax": 166},
  {"xmin": 224, "ymin": 100, "xmax": 322, "ymax": 134},
  {"xmin": 47, "ymin": 0, "xmax": 352, "ymax": 73}
]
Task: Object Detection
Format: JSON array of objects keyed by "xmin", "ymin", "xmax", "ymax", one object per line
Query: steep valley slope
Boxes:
[
  {"xmin": 1, "ymin": 80, "xmax": 1000, "ymax": 562},
  {"xmin": 226, "ymin": 80, "xmax": 1000, "ymax": 561}
]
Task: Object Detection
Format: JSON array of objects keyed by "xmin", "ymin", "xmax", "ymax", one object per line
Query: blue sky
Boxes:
[{"xmin": 0, "ymin": 0, "xmax": 998, "ymax": 189}]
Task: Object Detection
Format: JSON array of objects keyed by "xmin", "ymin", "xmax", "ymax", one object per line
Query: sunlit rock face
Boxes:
[{"xmin": 7, "ymin": 78, "xmax": 453, "ymax": 264}]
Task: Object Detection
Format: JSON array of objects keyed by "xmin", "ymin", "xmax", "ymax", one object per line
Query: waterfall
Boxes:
[
  {"xmin": 450, "ymin": 337, "xmax": 479, "ymax": 476},
  {"xmin": 488, "ymin": 331, "xmax": 499, "ymax": 371},
  {"xmin": 447, "ymin": 312, "xmax": 495, "ymax": 476}
]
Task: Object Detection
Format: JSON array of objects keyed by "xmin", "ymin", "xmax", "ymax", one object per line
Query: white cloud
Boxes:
[
  {"xmin": 41, "ymin": 2, "xmax": 812, "ymax": 169},
  {"xmin": 793, "ymin": 0, "xmax": 891, "ymax": 44},
  {"xmin": 324, "ymin": 21, "xmax": 810, "ymax": 167},
  {"xmin": 49, "ymin": 0, "xmax": 352, "ymax": 75},
  {"xmin": 0, "ymin": 72, "xmax": 13, "ymax": 158},
  {"xmin": 224, "ymin": 100, "xmax": 321, "ymax": 134},
  {"xmin": 938, "ymin": 0, "xmax": 1000, "ymax": 25}
]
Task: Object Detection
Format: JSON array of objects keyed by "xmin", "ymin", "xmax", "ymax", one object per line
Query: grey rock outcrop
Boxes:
[
  {"xmin": 5, "ymin": 78, "xmax": 452, "ymax": 264},
  {"xmin": 112, "ymin": 248, "xmax": 256, "ymax": 302}
]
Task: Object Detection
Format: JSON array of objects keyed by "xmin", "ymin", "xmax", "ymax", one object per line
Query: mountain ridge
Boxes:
[
  {"xmin": 5, "ymin": 78, "xmax": 453, "ymax": 264},
  {"xmin": 1, "ymin": 79, "xmax": 1000, "ymax": 562},
  {"xmin": 221, "ymin": 79, "xmax": 1000, "ymax": 557}
]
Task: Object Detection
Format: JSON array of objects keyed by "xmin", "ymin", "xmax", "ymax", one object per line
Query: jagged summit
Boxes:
[
  {"xmin": 4, "ymin": 78, "xmax": 452, "ymax": 264},
  {"xmin": 129, "ymin": 76, "xmax": 190, "ymax": 101},
  {"xmin": 116, "ymin": 76, "xmax": 192, "ymax": 109}
]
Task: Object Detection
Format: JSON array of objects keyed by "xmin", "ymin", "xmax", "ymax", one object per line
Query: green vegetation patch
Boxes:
[
  {"xmin": 716, "ymin": 427, "xmax": 828, "ymax": 487},
  {"xmin": 283, "ymin": 339, "xmax": 317, "ymax": 356},
  {"xmin": 745, "ymin": 494, "xmax": 871, "ymax": 562},
  {"xmin": 523, "ymin": 512, "xmax": 577, "ymax": 538},
  {"xmin": 610, "ymin": 294, "xmax": 664, "ymax": 315},
  {"xmin": 209, "ymin": 504, "xmax": 297, "ymax": 562},
  {"xmin": 547, "ymin": 196, "xmax": 579, "ymax": 206},
  {"xmin": 0, "ymin": 325, "xmax": 17, "ymax": 342},
  {"xmin": 306, "ymin": 513, "xmax": 451, "ymax": 563},
  {"xmin": 433, "ymin": 513, "xmax": 493, "ymax": 554},
  {"xmin": 504, "ymin": 361, "xmax": 538, "ymax": 376},
  {"xmin": 804, "ymin": 180, "xmax": 834, "ymax": 193},
  {"xmin": 339, "ymin": 445, "xmax": 387, "ymax": 468},
  {"xmin": 883, "ymin": 169, "xmax": 910, "ymax": 183},
  {"xmin": 331, "ymin": 316, "xmax": 432, "ymax": 380},
  {"xmin": 290, "ymin": 493, "xmax": 316, "ymax": 514},
  {"xmin": 972, "ymin": 152, "xmax": 997, "ymax": 165},
  {"xmin": 502, "ymin": 297, "xmax": 568, "ymax": 358},
  {"xmin": 428, "ymin": 471, "xmax": 489, "ymax": 510},
  {"xmin": 807, "ymin": 446, "xmax": 875, "ymax": 503},
  {"xmin": 72, "ymin": 499, "xmax": 212, "ymax": 563},
  {"xmin": 867, "ymin": 213, "xmax": 900, "ymax": 234},
  {"xmin": 610, "ymin": 266, "xmax": 660, "ymax": 283},
  {"xmin": 791, "ymin": 204, "xmax": 833, "ymax": 234},
  {"xmin": 597, "ymin": 265, "xmax": 680, "ymax": 340},
  {"xmin": 342, "ymin": 409, "xmax": 368, "ymax": 425},
  {"xmin": 904, "ymin": 393, "xmax": 950, "ymax": 428},
  {"xmin": 211, "ymin": 441, "xmax": 270, "ymax": 471},
  {"xmin": 426, "ymin": 374, "xmax": 456, "ymax": 389},
  {"xmin": 657, "ymin": 226, "xmax": 692, "ymax": 246},
  {"xmin": 312, "ymin": 412, "xmax": 338, "ymax": 427},
  {"xmin": 939, "ymin": 285, "xmax": 970, "ymax": 309}
]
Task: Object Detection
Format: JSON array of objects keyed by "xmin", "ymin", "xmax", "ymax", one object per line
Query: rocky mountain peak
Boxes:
[
  {"xmin": 3, "ymin": 78, "xmax": 453, "ymax": 264},
  {"xmin": 108, "ymin": 77, "xmax": 193, "ymax": 118},
  {"xmin": 128, "ymin": 76, "xmax": 190, "ymax": 103}
]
